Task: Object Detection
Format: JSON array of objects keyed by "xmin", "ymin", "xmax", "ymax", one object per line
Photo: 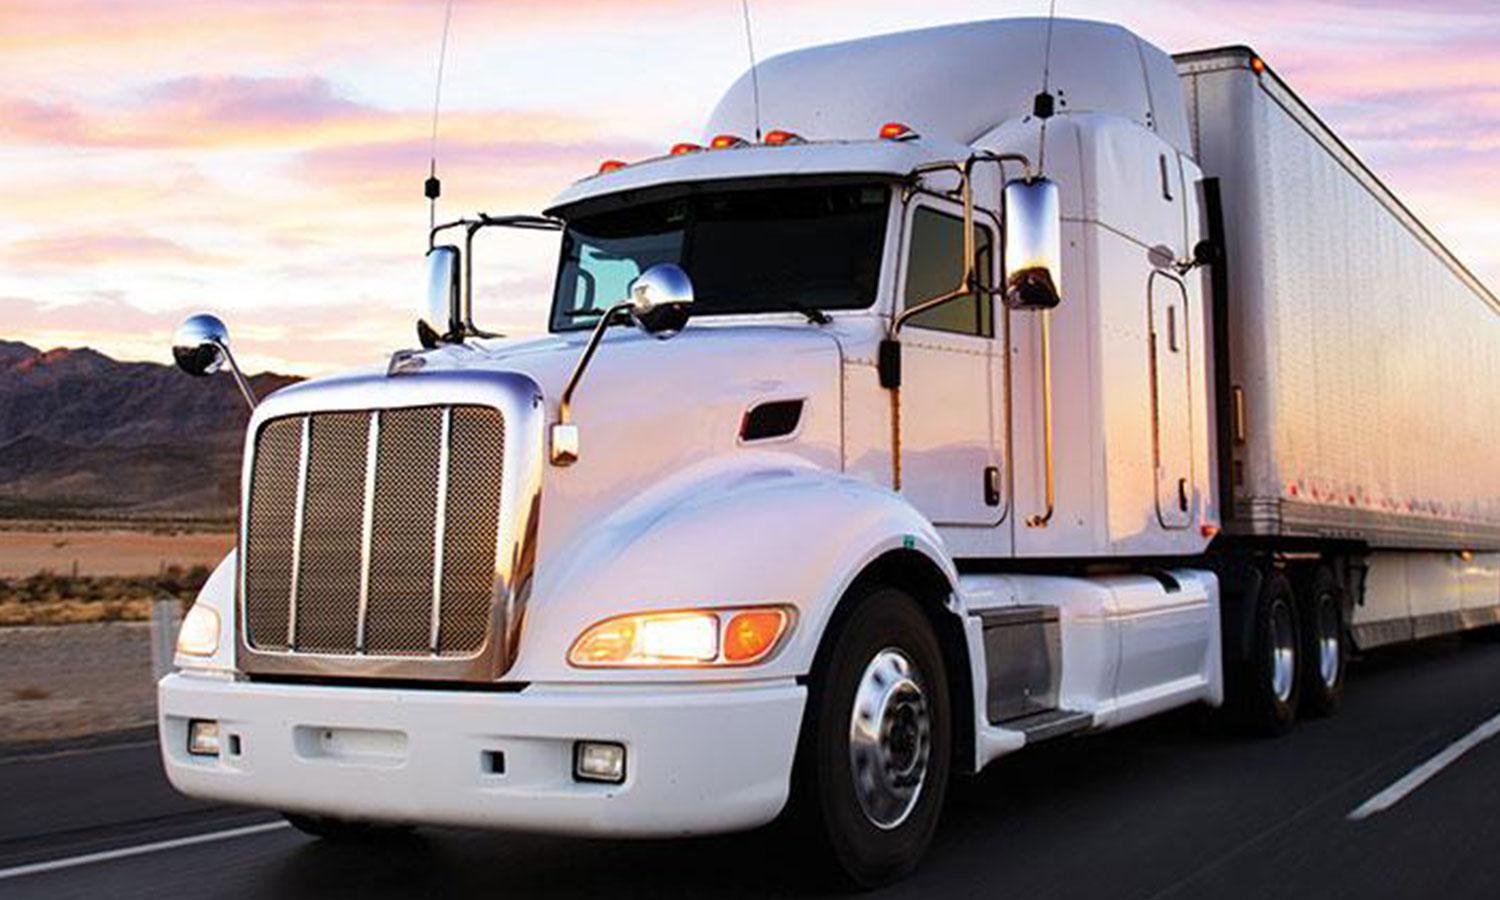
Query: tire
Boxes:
[
  {"xmin": 1234, "ymin": 571, "xmax": 1301, "ymax": 736},
  {"xmin": 1297, "ymin": 567, "xmax": 1347, "ymax": 717},
  {"xmin": 788, "ymin": 584, "xmax": 952, "ymax": 889},
  {"xmin": 282, "ymin": 813, "xmax": 413, "ymax": 843}
]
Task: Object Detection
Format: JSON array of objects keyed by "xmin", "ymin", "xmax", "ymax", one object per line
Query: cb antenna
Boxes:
[
  {"xmin": 425, "ymin": 0, "xmax": 457, "ymax": 233},
  {"xmin": 740, "ymin": 0, "xmax": 763, "ymax": 141},
  {"xmin": 1032, "ymin": 0, "xmax": 1059, "ymax": 173}
]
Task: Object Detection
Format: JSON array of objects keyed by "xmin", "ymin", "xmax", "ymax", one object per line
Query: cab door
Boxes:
[{"xmin": 895, "ymin": 199, "xmax": 1004, "ymax": 527}]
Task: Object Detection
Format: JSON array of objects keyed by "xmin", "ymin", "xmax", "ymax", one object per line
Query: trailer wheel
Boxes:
[
  {"xmin": 1298, "ymin": 567, "xmax": 1346, "ymax": 717},
  {"xmin": 1235, "ymin": 572, "xmax": 1301, "ymax": 736},
  {"xmin": 282, "ymin": 813, "xmax": 413, "ymax": 843},
  {"xmin": 789, "ymin": 584, "xmax": 951, "ymax": 888}
]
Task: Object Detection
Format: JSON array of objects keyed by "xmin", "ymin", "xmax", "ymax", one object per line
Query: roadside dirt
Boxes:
[{"xmin": 0, "ymin": 622, "xmax": 157, "ymax": 744}]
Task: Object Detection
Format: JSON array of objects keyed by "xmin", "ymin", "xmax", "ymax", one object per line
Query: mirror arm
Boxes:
[
  {"xmin": 215, "ymin": 340, "xmax": 258, "ymax": 411},
  {"xmin": 558, "ymin": 301, "xmax": 631, "ymax": 427}
]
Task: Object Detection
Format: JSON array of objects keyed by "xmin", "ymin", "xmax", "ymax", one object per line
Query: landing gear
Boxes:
[{"xmin": 789, "ymin": 584, "xmax": 951, "ymax": 888}]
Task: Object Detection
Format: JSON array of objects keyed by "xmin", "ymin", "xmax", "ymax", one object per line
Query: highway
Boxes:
[{"xmin": 4, "ymin": 635, "xmax": 1500, "ymax": 899}]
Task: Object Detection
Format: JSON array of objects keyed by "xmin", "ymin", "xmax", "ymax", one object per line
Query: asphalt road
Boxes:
[{"xmin": 5, "ymin": 636, "xmax": 1500, "ymax": 899}]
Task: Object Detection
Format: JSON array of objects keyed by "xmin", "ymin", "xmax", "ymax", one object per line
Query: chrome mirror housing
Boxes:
[
  {"xmin": 1002, "ymin": 176, "xmax": 1062, "ymax": 310},
  {"xmin": 419, "ymin": 245, "xmax": 462, "ymax": 348},
  {"xmin": 171, "ymin": 313, "xmax": 257, "ymax": 409},
  {"xmin": 627, "ymin": 263, "xmax": 695, "ymax": 338},
  {"xmin": 172, "ymin": 313, "xmax": 232, "ymax": 377}
]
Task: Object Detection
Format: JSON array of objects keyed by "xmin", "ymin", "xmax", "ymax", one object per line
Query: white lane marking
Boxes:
[
  {"xmin": 0, "ymin": 740, "xmax": 158, "ymax": 767},
  {"xmin": 0, "ymin": 821, "xmax": 290, "ymax": 881},
  {"xmin": 1348, "ymin": 708, "xmax": 1500, "ymax": 821}
]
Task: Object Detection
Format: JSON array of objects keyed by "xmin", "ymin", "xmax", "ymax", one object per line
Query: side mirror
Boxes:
[
  {"xmin": 172, "ymin": 313, "xmax": 232, "ymax": 377},
  {"xmin": 627, "ymin": 263, "xmax": 694, "ymax": 338},
  {"xmin": 171, "ymin": 313, "xmax": 257, "ymax": 409},
  {"xmin": 1002, "ymin": 177, "xmax": 1062, "ymax": 310},
  {"xmin": 418, "ymin": 245, "xmax": 462, "ymax": 348}
]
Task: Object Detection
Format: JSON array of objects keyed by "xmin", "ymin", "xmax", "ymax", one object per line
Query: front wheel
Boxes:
[{"xmin": 788, "ymin": 584, "xmax": 951, "ymax": 888}]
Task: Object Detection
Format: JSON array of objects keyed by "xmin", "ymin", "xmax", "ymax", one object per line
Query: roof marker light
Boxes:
[
  {"xmin": 597, "ymin": 159, "xmax": 628, "ymax": 174},
  {"xmin": 879, "ymin": 121, "xmax": 919, "ymax": 141},
  {"xmin": 709, "ymin": 134, "xmax": 749, "ymax": 150},
  {"xmin": 763, "ymin": 129, "xmax": 805, "ymax": 146},
  {"xmin": 670, "ymin": 142, "xmax": 703, "ymax": 155}
]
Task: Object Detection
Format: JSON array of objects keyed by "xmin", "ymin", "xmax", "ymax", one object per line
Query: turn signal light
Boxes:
[
  {"xmin": 569, "ymin": 606, "xmax": 794, "ymax": 668},
  {"xmin": 597, "ymin": 159, "xmax": 628, "ymax": 174},
  {"xmin": 879, "ymin": 121, "xmax": 918, "ymax": 141},
  {"xmin": 670, "ymin": 142, "xmax": 702, "ymax": 155},
  {"xmin": 709, "ymin": 133, "xmax": 748, "ymax": 150},
  {"xmin": 763, "ymin": 129, "xmax": 804, "ymax": 146},
  {"xmin": 723, "ymin": 609, "xmax": 790, "ymax": 663}
]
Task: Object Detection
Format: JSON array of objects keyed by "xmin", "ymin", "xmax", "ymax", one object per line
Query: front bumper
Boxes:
[{"xmin": 158, "ymin": 673, "xmax": 805, "ymax": 837}]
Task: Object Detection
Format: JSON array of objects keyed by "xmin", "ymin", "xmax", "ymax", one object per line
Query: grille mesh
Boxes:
[{"xmin": 242, "ymin": 405, "xmax": 505, "ymax": 661}]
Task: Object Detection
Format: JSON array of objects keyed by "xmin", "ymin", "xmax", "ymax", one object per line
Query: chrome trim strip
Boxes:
[
  {"xmin": 430, "ymin": 406, "xmax": 452, "ymax": 654},
  {"xmin": 286, "ymin": 415, "xmax": 312, "ymax": 650},
  {"xmin": 355, "ymin": 410, "xmax": 380, "ymax": 653}
]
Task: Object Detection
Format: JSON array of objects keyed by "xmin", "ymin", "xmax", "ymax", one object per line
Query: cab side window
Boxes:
[{"xmin": 902, "ymin": 207, "xmax": 994, "ymax": 337}]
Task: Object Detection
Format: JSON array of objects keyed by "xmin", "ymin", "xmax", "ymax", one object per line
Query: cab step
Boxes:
[{"xmin": 1001, "ymin": 708, "xmax": 1094, "ymax": 744}]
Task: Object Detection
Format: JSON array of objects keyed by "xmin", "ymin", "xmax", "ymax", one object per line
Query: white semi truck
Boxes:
[{"xmin": 160, "ymin": 18, "xmax": 1500, "ymax": 885}]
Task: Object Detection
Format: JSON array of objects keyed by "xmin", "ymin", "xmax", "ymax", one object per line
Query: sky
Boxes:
[{"xmin": 2, "ymin": 0, "xmax": 1498, "ymax": 375}]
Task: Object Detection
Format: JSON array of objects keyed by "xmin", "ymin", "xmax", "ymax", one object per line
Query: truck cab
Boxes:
[{"xmin": 160, "ymin": 19, "xmax": 1230, "ymax": 886}]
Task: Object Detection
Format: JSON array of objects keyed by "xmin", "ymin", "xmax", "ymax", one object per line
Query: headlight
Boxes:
[
  {"xmin": 569, "ymin": 606, "xmax": 793, "ymax": 668},
  {"xmin": 177, "ymin": 604, "xmax": 221, "ymax": 657}
]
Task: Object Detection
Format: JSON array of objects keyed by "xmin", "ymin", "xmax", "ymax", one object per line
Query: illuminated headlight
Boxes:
[
  {"xmin": 176, "ymin": 604, "xmax": 220, "ymax": 657},
  {"xmin": 574, "ymin": 741, "xmax": 626, "ymax": 784},
  {"xmin": 188, "ymin": 719, "xmax": 221, "ymax": 756},
  {"xmin": 568, "ymin": 606, "xmax": 793, "ymax": 668}
]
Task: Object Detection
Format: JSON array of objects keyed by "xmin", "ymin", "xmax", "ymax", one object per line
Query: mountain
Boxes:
[{"xmin": 0, "ymin": 340, "xmax": 300, "ymax": 521}]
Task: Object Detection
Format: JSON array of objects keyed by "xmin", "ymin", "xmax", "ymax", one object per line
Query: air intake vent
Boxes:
[{"xmin": 740, "ymin": 399, "xmax": 804, "ymax": 442}]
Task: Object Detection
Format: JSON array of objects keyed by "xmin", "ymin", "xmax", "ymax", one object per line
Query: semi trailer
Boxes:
[{"xmin": 159, "ymin": 18, "xmax": 1500, "ymax": 886}]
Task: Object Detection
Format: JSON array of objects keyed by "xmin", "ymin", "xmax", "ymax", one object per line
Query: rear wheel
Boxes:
[
  {"xmin": 1298, "ymin": 567, "xmax": 1346, "ymax": 717},
  {"xmin": 1234, "ymin": 571, "xmax": 1301, "ymax": 735},
  {"xmin": 789, "ymin": 584, "xmax": 951, "ymax": 888}
]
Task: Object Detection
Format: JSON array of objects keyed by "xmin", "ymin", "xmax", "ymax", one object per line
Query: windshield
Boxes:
[{"xmin": 550, "ymin": 182, "xmax": 891, "ymax": 330}]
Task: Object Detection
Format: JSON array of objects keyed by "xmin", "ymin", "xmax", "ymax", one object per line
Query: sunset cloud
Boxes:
[{"xmin": 3, "ymin": 0, "xmax": 1498, "ymax": 375}]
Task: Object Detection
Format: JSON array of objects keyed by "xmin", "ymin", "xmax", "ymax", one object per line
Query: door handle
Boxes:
[
  {"xmin": 984, "ymin": 466, "xmax": 1001, "ymax": 507},
  {"xmin": 1025, "ymin": 310, "xmax": 1055, "ymax": 528}
]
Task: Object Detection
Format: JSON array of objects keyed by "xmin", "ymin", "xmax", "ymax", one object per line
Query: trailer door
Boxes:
[{"xmin": 1149, "ymin": 270, "xmax": 1192, "ymax": 528}]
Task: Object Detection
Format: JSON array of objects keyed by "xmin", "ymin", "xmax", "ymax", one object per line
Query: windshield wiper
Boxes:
[{"xmin": 769, "ymin": 299, "xmax": 832, "ymax": 325}]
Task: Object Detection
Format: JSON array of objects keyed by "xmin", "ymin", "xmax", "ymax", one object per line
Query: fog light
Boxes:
[
  {"xmin": 574, "ymin": 741, "xmax": 626, "ymax": 784},
  {"xmin": 188, "ymin": 719, "xmax": 221, "ymax": 756}
]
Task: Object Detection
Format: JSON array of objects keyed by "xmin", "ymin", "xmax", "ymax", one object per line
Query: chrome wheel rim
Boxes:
[
  {"xmin": 1270, "ymin": 599, "xmax": 1297, "ymax": 703},
  {"xmin": 849, "ymin": 647, "xmax": 931, "ymax": 830},
  {"xmin": 1317, "ymin": 594, "xmax": 1341, "ymax": 688}
]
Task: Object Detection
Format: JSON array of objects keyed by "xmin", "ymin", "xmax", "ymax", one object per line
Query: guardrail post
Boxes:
[{"xmin": 151, "ymin": 595, "xmax": 182, "ymax": 681}]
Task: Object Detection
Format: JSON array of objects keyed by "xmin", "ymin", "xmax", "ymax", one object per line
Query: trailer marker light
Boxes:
[
  {"xmin": 879, "ymin": 121, "xmax": 919, "ymax": 141},
  {"xmin": 597, "ymin": 159, "xmax": 628, "ymax": 174},
  {"xmin": 763, "ymin": 129, "xmax": 804, "ymax": 146},
  {"xmin": 188, "ymin": 719, "xmax": 221, "ymax": 757},
  {"xmin": 1250, "ymin": 56, "xmax": 1266, "ymax": 75},
  {"xmin": 574, "ymin": 741, "xmax": 626, "ymax": 784},
  {"xmin": 670, "ymin": 142, "xmax": 702, "ymax": 155},
  {"xmin": 709, "ymin": 134, "xmax": 748, "ymax": 149}
]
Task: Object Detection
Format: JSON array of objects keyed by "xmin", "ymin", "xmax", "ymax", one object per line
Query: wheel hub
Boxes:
[
  {"xmin": 1316, "ymin": 593, "xmax": 1341, "ymax": 688},
  {"xmin": 1269, "ymin": 599, "xmax": 1297, "ymax": 703},
  {"xmin": 849, "ymin": 648, "xmax": 931, "ymax": 830}
]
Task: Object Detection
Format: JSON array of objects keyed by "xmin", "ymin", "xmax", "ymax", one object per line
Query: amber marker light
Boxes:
[
  {"xmin": 709, "ymin": 133, "xmax": 748, "ymax": 150},
  {"xmin": 597, "ymin": 159, "xmax": 628, "ymax": 174},
  {"xmin": 723, "ymin": 609, "xmax": 790, "ymax": 663},
  {"xmin": 879, "ymin": 121, "xmax": 919, "ymax": 141},
  {"xmin": 762, "ymin": 129, "xmax": 804, "ymax": 146},
  {"xmin": 569, "ymin": 606, "xmax": 794, "ymax": 668},
  {"xmin": 1250, "ymin": 56, "xmax": 1266, "ymax": 75},
  {"xmin": 670, "ymin": 142, "xmax": 703, "ymax": 155}
]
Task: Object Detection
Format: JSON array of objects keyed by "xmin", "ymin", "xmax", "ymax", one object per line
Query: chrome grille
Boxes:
[{"xmin": 243, "ymin": 405, "xmax": 505, "ymax": 659}]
